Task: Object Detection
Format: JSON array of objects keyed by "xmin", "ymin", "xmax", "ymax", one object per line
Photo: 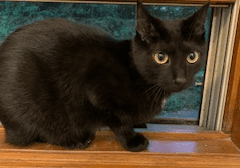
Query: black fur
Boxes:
[{"xmin": 0, "ymin": 1, "xmax": 208, "ymax": 152}]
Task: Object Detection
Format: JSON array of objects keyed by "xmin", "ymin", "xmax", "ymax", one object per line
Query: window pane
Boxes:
[{"xmin": 0, "ymin": 2, "xmax": 212, "ymax": 122}]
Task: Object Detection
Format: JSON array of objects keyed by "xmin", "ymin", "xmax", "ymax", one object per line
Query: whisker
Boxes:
[
  {"xmin": 150, "ymin": 85, "xmax": 163, "ymax": 112},
  {"xmin": 144, "ymin": 84, "xmax": 158, "ymax": 93},
  {"xmin": 145, "ymin": 84, "xmax": 159, "ymax": 100},
  {"xmin": 156, "ymin": 87, "xmax": 163, "ymax": 104},
  {"xmin": 144, "ymin": 84, "xmax": 166, "ymax": 113}
]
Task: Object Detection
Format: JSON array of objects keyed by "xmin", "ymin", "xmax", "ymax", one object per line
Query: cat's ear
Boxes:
[
  {"xmin": 136, "ymin": 0, "xmax": 158, "ymax": 43},
  {"xmin": 182, "ymin": 4, "xmax": 209, "ymax": 42}
]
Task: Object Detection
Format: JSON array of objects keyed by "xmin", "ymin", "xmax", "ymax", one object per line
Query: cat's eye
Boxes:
[
  {"xmin": 186, "ymin": 51, "xmax": 199, "ymax": 64},
  {"xmin": 153, "ymin": 53, "xmax": 169, "ymax": 65}
]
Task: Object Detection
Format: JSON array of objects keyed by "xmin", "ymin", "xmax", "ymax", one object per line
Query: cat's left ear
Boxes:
[
  {"xmin": 182, "ymin": 4, "xmax": 209, "ymax": 42},
  {"xmin": 136, "ymin": 0, "xmax": 158, "ymax": 43}
]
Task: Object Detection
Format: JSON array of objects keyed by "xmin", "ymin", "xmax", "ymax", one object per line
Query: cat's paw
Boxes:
[
  {"xmin": 122, "ymin": 133, "xmax": 149, "ymax": 152},
  {"xmin": 65, "ymin": 137, "xmax": 94, "ymax": 149},
  {"xmin": 64, "ymin": 134, "xmax": 95, "ymax": 149},
  {"xmin": 66, "ymin": 139, "xmax": 92, "ymax": 149}
]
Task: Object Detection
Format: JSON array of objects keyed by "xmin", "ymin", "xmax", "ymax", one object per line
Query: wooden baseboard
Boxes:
[{"xmin": 0, "ymin": 126, "xmax": 239, "ymax": 167}]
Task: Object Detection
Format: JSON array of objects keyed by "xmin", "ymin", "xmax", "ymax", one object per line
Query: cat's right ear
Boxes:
[{"xmin": 136, "ymin": 0, "xmax": 158, "ymax": 43}]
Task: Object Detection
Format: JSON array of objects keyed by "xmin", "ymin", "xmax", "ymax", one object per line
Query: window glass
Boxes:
[{"xmin": 0, "ymin": 1, "xmax": 212, "ymax": 121}]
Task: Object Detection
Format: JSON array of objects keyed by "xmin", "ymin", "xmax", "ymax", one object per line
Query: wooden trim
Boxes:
[
  {"xmin": 149, "ymin": 118, "xmax": 199, "ymax": 125},
  {"xmin": 99, "ymin": 130, "xmax": 231, "ymax": 140},
  {"xmin": 10, "ymin": 0, "xmax": 236, "ymax": 5},
  {"xmin": 0, "ymin": 151, "xmax": 240, "ymax": 168},
  {"xmin": 231, "ymin": 78, "xmax": 240, "ymax": 149},
  {"xmin": 222, "ymin": 8, "xmax": 240, "ymax": 133}
]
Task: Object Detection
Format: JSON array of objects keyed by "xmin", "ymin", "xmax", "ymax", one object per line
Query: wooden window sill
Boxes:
[{"xmin": 0, "ymin": 125, "xmax": 240, "ymax": 167}]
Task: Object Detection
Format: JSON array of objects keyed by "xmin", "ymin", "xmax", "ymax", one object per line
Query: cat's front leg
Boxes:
[
  {"xmin": 107, "ymin": 116, "xmax": 149, "ymax": 152},
  {"xmin": 85, "ymin": 85, "xmax": 149, "ymax": 151}
]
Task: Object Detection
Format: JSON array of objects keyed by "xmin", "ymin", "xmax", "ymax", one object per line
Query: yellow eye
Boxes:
[
  {"xmin": 153, "ymin": 53, "xmax": 169, "ymax": 65},
  {"xmin": 187, "ymin": 51, "xmax": 199, "ymax": 64}
]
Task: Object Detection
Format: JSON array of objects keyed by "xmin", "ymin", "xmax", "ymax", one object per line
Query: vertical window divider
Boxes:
[
  {"xmin": 200, "ymin": 0, "xmax": 240, "ymax": 131},
  {"xmin": 200, "ymin": 7, "xmax": 222, "ymax": 128},
  {"xmin": 207, "ymin": 6, "xmax": 232, "ymax": 130}
]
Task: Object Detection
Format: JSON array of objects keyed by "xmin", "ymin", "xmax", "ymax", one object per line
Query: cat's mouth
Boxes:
[{"xmin": 162, "ymin": 82, "xmax": 189, "ymax": 93}]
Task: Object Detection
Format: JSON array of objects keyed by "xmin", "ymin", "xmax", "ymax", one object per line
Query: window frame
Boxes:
[
  {"xmin": 1, "ymin": 1, "xmax": 240, "ymax": 167},
  {"xmin": 0, "ymin": 0, "xmax": 239, "ymax": 133},
  {"xmin": 200, "ymin": 1, "xmax": 240, "ymax": 131}
]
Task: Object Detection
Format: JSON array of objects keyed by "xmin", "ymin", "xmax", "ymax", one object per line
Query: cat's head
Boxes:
[{"xmin": 132, "ymin": 1, "xmax": 209, "ymax": 93}]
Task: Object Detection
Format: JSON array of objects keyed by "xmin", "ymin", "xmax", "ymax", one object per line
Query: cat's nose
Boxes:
[
  {"xmin": 174, "ymin": 77, "xmax": 186, "ymax": 85},
  {"xmin": 174, "ymin": 69, "xmax": 186, "ymax": 85}
]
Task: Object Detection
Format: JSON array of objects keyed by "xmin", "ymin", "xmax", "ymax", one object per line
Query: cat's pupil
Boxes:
[
  {"xmin": 189, "ymin": 52, "xmax": 195, "ymax": 60},
  {"xmin": 158, "ymin": 53, "xmax": 165, "ymax": 60}
]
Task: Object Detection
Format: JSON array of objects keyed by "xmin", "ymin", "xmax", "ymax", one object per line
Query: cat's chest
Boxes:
[
  {"xmin": 127, "ymin": 91, "xmax": 167, "ymax": 123},
  {"xmin": 132, "ymin": 87, "xmax": 167, "ymax": 116}
]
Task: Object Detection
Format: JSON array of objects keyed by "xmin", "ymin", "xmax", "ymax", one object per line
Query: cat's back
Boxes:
[
  {"xmin": 0, "ymin": 18, "xmax": 131, "ymax": 102},
  {"xmin": 0, "ymin": 19, "xmax": 111, "ymax": 55},
  {"xmin": 0, "ymin": 18, "xmax": 122, "ymax": 72}
]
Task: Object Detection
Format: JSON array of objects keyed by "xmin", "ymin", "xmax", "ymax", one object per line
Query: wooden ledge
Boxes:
[
  {"xmin": 0, "ymin": 127, "xmax": 240, "ymax": 167},
  {"xmin": 1, "ymin": 151, "xmax": 240, "ymax": 168}
]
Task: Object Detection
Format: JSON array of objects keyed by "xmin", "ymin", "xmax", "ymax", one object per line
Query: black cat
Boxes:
[{"xmin": 0, "ymin": 1, "xmax": 208, "ymax": 152}]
